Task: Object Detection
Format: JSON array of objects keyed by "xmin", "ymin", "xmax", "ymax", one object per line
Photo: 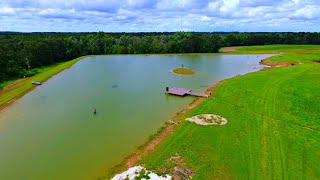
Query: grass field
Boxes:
[
  {"xmin": 0, "ymin": 56, "xmax": 86, "ymax": 110},
  {"xmin": 116, "ymin": 45, "xmax": 320, "ymax": 179},
  {"xmin": 221, "ymin": 44, "xmax": 320, "ymax": 65}
]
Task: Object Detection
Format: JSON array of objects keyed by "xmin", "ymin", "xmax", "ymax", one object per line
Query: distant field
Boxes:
[
  {"xmin": 220, "ymin": 44, "xmax": 320, "ymax": 53},
  {"xmin": 221, "ymin": 45, "xmax": 320, "ymax": 64},
  {"xmin": 116, "ymin": 45, "xmax": 320, "ymax": 179}
]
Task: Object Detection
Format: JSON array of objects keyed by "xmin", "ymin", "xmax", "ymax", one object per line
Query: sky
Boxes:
[{"xmin": 0, "ymin": 0, "xmax": 319, "ymax": 32}]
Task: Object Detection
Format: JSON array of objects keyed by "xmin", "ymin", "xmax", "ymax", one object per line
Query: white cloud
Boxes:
[
  {"xmin": 220, "ymin": 0, "xmax": 240, "ymax": 13},
  {"xmin": 155, "ymin": 0, "xmax": 181, "ymax": 10},
  {"xmin": 291, "ymin": 5, "xmax": 320, "ymax": 19},
  {"xmin": 0, "ymin": 0, "xmax": 319, "ymax": 32},
  {"xmin": 0, "ymin": 6, "xmax": 16, "ymax": 15},
  {"xmin": 208, "ymin": 1, "xmax": 221, "ymax": 11},
  {"xmin": 201, "ymin": 15, "xmax": 211, "ymax": 22}
]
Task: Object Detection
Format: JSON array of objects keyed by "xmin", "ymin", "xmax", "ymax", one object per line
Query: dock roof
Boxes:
[{"xmin": 166, "ymin": 87, "xmax": 192, "ymax": 96}]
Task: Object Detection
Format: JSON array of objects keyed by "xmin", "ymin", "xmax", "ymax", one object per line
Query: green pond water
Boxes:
[{"xmin": 0, "ymin": 54, "xmax": 271, "ymax": 179}]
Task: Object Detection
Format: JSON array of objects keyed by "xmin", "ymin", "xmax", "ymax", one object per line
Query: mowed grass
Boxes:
[
  {"xmin": 137, "ymin": 45, "xmax": 320, "ymax": 179},
  {"xmin": 0, "ymin": 56, "xmax": 86, "ymax": 108},
  {"xmin": 172, "ymin": 67, "xmax": 196, "ymax": 75},
  {"xmin": 221, "ymin": 44, "xmax": 320, "ymax": 54},
  {"xmin": 222, "ymin": 44, "xmax": 320, "ymax": 64}
]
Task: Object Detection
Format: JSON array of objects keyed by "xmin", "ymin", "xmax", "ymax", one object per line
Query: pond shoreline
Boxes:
[
  {"xmin": 0, "ymin": 56, "xmax": 86, "ymax": 112},
  {"xmin": 0, "ymin": 53, "xmax": 275, "ymax": 179},
  {"xmin": 103, "ymin": 55, "xmax": 279, "ymax": 179}
]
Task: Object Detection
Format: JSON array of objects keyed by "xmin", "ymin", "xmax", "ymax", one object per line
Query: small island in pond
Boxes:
[{"xmin": 172, "ymin": 67, "xmax": 196, "ymax": 75}]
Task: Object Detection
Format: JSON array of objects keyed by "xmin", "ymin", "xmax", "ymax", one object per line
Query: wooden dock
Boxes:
[{"xmin": 165, "ymin": 87, "xmax": 210, "ymax": 98}]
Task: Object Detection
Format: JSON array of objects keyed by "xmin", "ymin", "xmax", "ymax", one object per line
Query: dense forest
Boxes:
[{"xmin": 1, "ymin": 32, "xmax": 320, "ymax": 83}]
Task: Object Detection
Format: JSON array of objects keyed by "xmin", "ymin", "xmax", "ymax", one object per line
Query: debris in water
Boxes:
[{"xmin": 112, "ymin": 84, "xmax": 119, "ymax": 88}]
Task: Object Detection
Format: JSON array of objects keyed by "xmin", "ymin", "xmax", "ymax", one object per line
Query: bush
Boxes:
[{"xmin": 23, "ymin": 69, "xmax": 39, "ymax": 77}]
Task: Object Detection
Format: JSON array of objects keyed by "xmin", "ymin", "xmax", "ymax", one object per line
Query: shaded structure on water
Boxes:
[{"xmin": 165, "ymin": 87, "xmax": 210, "ymax": 98}]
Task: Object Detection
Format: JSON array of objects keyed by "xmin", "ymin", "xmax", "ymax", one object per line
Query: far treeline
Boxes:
[{"xmin": 1, "ymin": 32, "xmax": 320, "ymax": 83}]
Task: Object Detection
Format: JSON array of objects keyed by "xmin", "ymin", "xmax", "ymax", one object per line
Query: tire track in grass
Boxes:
[
  {"xmin": 217, "ymin": 63, "xmax": 316, "ymax": 178},
  {"xmin": 207, "ymin": 72, "xmax": 287, "ymax": 178},
  {"xmin": 261, "ymin": 66, "xmax": 307, "ymax": 179},
  {"xmin": 261, "ymin": 74, "xmax": 286, "ymax": 178},
  {"xmin": 215, "ymin": 74, "xmax": 265, "ymax": 178},
  {"xmin": 268, "ymin": 73, "xmax": 286, "ymax": 179},
  {"xmin": 272, "ymin": 67, "xmax": 308, "ymax": 179},
  {"xmin": 146, "ymin": 65, "xmax": 315, "ymax": 179},
  {"xmin": 234, "ymin": 67, "xmax": 297, "ymax": 178},
  {"xmin": 230, "ymin": 70, "xmax": 275, "ymax": 179},
  {"xmin": 232, "ymin": 75, "xmax": 257, "ymax": 179}
]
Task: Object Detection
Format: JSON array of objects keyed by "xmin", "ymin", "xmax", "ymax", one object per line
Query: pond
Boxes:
[{"xmin": 0, "ymin": 54, "xmax": 271, "ymax": 179}]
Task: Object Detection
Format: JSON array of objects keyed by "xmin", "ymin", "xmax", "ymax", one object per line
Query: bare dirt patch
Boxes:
[
  {"xmin": 261, "ymin": 58, "xmax": 298, "ymax": 67},
  {"xmin": 0, "ymin": 78, "xmax": 31, "ymax": 111},
  {"xmin": 186, "ymin": 114, "xmax": 227, "ymax": 126},
  {"xmin": 155, "ymin": 153, "xmax": 193, "ymax": 180},
  {"xmin": 220, "ymin": 47, "xmax": 239, "ymax": 53},
  {"xmin": 0, "ymin": 78, "xmax": 30, "ymax": 94}
]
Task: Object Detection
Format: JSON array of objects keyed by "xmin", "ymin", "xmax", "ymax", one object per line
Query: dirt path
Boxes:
[
  {"xmin": 0, "ymin": 78, "xmax": 32, "ymax": 111},
  {"xmin": 261, "ymin": 58, "xmax": 297, "ymax": 67}
]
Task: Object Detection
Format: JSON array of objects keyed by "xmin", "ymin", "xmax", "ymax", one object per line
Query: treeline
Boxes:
[{"xmin": 1, "ymin": 32, "xmax": 320, "ymax": 83}]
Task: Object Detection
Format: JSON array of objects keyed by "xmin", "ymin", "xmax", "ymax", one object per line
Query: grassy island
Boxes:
[{"xmin": 172, "ymin": 67, "xmax": 196, "ymax": 75}]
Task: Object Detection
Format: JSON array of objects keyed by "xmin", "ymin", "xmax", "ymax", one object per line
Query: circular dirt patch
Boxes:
[{"xmin": 186, "ymin": 114, "xmax": 227, "ymax": 126}]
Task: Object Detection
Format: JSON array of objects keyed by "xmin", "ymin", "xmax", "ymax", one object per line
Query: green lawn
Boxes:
[
  {"xmin": 134, "ymin": 45, "xmax": 320, "ymax": 179},
  {"xmin": 221, "ymin": 45, "xmax": 320, "ymax": 54},
  {"xmin": 0, "ymin": 56, "xmax": 86, "ymax": 108},
  {"xmin": 222, "ymin": 45, "xmax": 320, "ymax": 65}
]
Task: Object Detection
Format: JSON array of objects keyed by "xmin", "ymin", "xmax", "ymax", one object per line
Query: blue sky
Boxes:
[{"xmin": 0, "ymin": 0, "xmax": 319, "ymax": 32}]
